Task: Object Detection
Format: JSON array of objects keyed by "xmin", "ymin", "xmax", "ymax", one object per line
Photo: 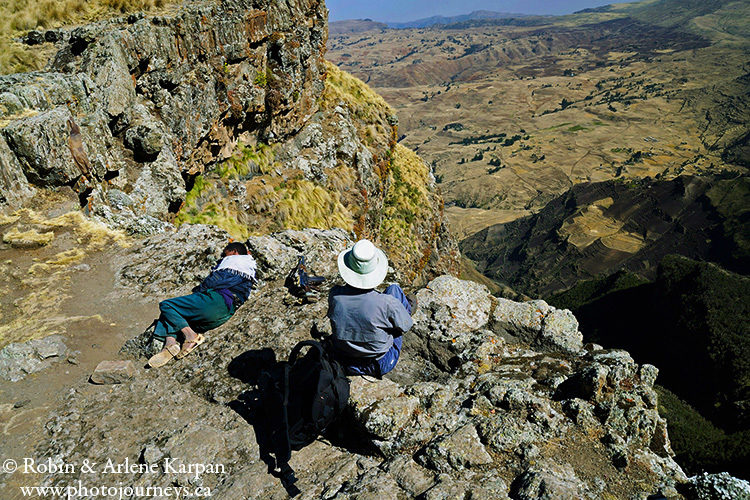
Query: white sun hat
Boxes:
[{"xmin": 337, "ymin": 239, "xmax": 388, "ymax": 289}]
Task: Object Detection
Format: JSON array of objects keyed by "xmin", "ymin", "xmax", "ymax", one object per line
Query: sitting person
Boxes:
[
  {"xmin": 327, "ymin": 239, "xmax": 414, "ymax": 378},
  {"xmin": 148, "ymin": 242, "xmax": 256, "ymax": 368}
]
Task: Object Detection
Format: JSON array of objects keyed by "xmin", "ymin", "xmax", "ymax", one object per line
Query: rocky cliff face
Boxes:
[
  {"xmin": 1, "ymin": 0, "xmax": 327, "ymax": 208},
  {"xmin": 6, "ymin": 224, "xmax": 717, "ymax": 499},
  {"xmin": 0, "ymin": 0, "xmax": 457, "ymax": 284}
]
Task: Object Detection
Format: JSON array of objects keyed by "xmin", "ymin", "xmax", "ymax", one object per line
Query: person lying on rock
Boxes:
[
  {"xmin": 148, "ymin": 242, "xmax": 256, "ymax": 368},
  {"xmin": 327, "ymin": 239, "xmax": 414, "ymax": 378}
]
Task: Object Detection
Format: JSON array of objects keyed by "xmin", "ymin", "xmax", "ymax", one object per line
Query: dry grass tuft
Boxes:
[
  {"xmin": 175, "ymin": 142, "xmax": 284, "ymax": 239},
  {"xmin": 31, "ymin": 209, "xmax": 128, "ymax": 249},
  {"xmin": 379, "ymin": 143, "xmax": 436, "ymax": 273},
  {"xmin": 176, "ymin": 136, "xmax": 355, "ymax": 236},
  {"xmin": 242, "ymin": 174, "xmax": 354, "ymax": 232},
  {"xmin": 2, "ymin": 227, "xmax": 55, "ymax": 248},
  {"xmin": 321, "ymin": 60, "xmax": 392, "ymax": 122},
  {"xmin": 321, "ymin": 60, "xmax": 395, "ymax": 150},
  {"xmin": 274, "ymin": 179, "xmax": 353, "ymax": 231}
]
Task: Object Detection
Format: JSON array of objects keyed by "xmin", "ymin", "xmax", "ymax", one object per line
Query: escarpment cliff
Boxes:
[{"xmin": 0, "ymin": 0, "xmax": 457, "ymax": 284}]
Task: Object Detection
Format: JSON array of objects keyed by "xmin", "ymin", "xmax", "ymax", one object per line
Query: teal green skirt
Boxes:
[{"xmin": 153, "ymin": 290, "xmax": 233, "ymax": 339}]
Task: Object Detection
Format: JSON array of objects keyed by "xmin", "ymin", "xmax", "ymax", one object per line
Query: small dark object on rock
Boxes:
[
  {"xmin": 91, "ymin": 360, "xmax": 136, "ymax": 384},
  {"xmin": 13, "ymin": 399, "xmax": 31, "ymax": 408},
  {"xmin": 285, "ymin": 256, "xmax": 326, "ymax": 304},
  {"xmin": 23, "ymin": 31, "xmax": 44, "ymax": 45},
  {"xmin": 44, "ymin": 30, "xmax": 63, "ymax": 43}
]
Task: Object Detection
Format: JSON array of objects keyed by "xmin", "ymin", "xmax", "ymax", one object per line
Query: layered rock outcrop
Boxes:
[{"xmin": 1, "ymin": 0, "xmax": 328, "ymax": 211}]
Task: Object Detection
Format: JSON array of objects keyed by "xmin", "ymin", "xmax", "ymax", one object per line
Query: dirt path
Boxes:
[{"xmin": 0, "ymin": 207, "xmax": 155, "ymax": 492}]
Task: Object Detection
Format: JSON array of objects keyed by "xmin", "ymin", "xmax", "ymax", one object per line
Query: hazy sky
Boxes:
[{"xmin": 327, "ymin": 0, "xmax": 617, "ymax": 22}]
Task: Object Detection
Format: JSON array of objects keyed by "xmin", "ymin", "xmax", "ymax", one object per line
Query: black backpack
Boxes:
[{"xmin": 258, "ymin": 340, "xmax": 350, "ymax": 494}]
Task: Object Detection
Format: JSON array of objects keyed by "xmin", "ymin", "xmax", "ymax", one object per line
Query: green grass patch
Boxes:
[
  {"xmin": 216, "ymin": 142, "xmax": 276, "ymax": 179},
  {"xmin": 253, "ymin": 69, "xmax": 268, "ymax": 87},
  {"xmin": 175, "ymin": 174, "xmax": 251, "ymax": 240},
  {"xmin": 567, "ymin": 124, "xmax": 589, "ymax": 132},
  {"xmin": 543, "ymin": 122, "xmax": 572, "ymax": 130}
]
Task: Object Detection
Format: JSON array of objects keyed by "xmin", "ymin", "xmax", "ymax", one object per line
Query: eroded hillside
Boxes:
[
  {"xmin": 327, "ymin": 0, "xmax": 749, "ymax": 237},
  {"xmin": 461, "ymin": 175, "xmax": 749, "ymax": 296}
]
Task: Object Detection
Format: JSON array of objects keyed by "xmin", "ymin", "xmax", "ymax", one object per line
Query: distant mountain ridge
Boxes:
[{"xmin": 387, "ymin": 10, "xmax": 529, "ymax": 29}]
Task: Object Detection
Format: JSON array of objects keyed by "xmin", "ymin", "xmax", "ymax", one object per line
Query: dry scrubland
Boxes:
[
  {"xmin": 0, "ymin": 0, "xmax": 175, "ymax": 74},
  {"xmin": 327, "ymin": 1, "xmax": 749, "ymax": 239}
]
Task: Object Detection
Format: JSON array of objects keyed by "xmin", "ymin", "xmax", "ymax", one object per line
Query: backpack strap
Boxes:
[
  {"xmin": 288, "ymin": 340, "xmax": 325, "ymax": 365},
  {"xmin": 280, "ymin": 363, "xmax": 292, "ymax": 463},
  {"xmin": 276, "ymin": 362, "xmax": 300, "ymax": 496}
]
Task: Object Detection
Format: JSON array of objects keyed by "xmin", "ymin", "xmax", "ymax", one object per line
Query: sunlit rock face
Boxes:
[
  {"xmin": 0, "ymin": 0, "xmax": 328, "ymax": 214},
  {"xmin": 0, "ymin": 0, "xmax": 458, "ymax": 286}
]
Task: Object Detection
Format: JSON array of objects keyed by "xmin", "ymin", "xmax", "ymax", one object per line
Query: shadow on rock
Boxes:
[
  {"xmin": 227, "ymin": 347, "xmax": 276, "ymax": 384},
  {"xmin": 119, "ymin": 320, "xmax": 158, "ymax": 361},
  {"xmin": 228, "ymin": 348, "xmax": 300, "ymax": 495},
  {"xmin": 227, "ymin": 347, "xmax": 377, "ymax": 497}
]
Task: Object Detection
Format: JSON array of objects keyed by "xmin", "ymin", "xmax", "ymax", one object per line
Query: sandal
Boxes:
[
  {"xmin": 175, "ymin": 334, "xmax": 206, "ymax": 359},
  {"xmin": 147, "ymin": 343, "xmax": 181, "ymax": 368}
]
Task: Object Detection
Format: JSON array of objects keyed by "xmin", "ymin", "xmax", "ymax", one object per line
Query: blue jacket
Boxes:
[{"xmin": 193, "ymin": 269, "xmax": 254, "ymax": 310}]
